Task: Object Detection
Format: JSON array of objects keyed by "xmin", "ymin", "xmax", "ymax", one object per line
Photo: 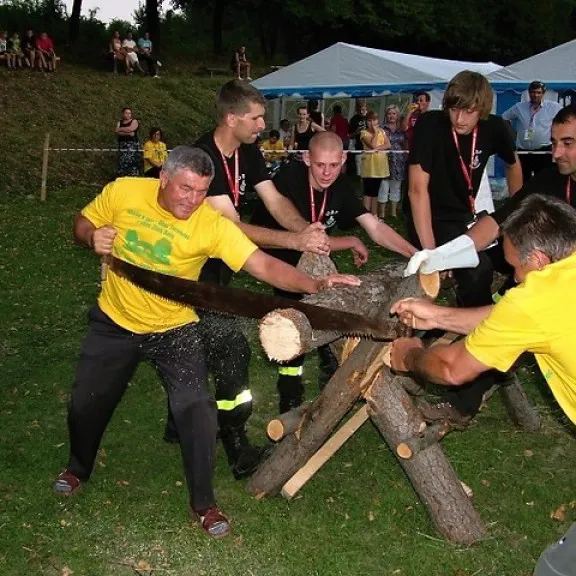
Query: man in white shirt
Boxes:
[
  {"xmin": 502, "ymin": 80, "xmax": 562, "ymax": 181},
  {"xmin": 121, "ymin": 32, "xmax": 144, "ymax": 74}
]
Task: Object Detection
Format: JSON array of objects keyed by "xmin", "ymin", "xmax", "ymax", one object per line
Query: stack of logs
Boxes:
[{"xmin": 248, "ymin": 255, "xmax": 540, "ymax": 545}]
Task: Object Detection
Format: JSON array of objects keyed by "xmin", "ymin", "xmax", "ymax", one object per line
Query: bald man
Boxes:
[{"xmin": 251, "ymin": 131, "xmax": 417, "ymax": 412}]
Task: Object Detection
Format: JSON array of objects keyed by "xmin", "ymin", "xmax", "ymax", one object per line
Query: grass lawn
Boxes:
[
  {"xmin": 1, "ymin": 187, "xmax": 575, "ymax": 576},
  {"xmin": 1, "ymin": 63, "xmax": 576, "ymax": 576}
]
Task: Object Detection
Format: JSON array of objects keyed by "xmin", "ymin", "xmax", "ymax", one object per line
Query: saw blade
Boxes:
[{"xmin": 110, "ymin": 257, "xmax": 397, "ymax": 340}]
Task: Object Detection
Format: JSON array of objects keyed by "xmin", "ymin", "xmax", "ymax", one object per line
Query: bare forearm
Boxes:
[
  {"xmin": 251, "ymin": 256, "xmax": 318, "ymax": 293},
  {"xmin": 409, "ymin": 190, "xmax": 435, "ymax": 249},
  {"xmin": 368, "ymin": 226, "xmax": 416, "ymax": 258},
  {"xmin": 404, "ymin": 347, "xmax": 457, "ymax": 386},
  {"xmin": 425, "ymin": 305, "xmax": 493, "ymax": 334},
  {"xmin": 236, "ymin": 222, "xmax": 299, "ymax": 250},
  {"xmin": 506, "ymin": 160, "xmax": 523, "ymax": 196},
  {"xmin": 73, "ymin": 214, "xmax": 96, "ymax": 248},
  {"xmin": 466, "ymin": 215, "xmax": 499, "ymax": 251},
  {"xmin": 328, "ymin": 236, "xmax": 357, "ymax": 252},
  {"xmin": 265, "ymin": 195, "xmax": 309, "ymax": 232}
]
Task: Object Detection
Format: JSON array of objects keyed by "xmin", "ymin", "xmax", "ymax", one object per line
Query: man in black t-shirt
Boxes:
[
  {"xmin": 164, "ymin": 80, "xmax": 330, "ymax": 479},
  {"xmin": 252, "ymin": 131, "xmax": 417, "ymax": 412},
  {"xmin": 348, "ymin": 100, "xmax": 368, "ymax": 176},
  {"xmin": 404, "ymin": 70, "xmax": 523, "ymax": 425}
]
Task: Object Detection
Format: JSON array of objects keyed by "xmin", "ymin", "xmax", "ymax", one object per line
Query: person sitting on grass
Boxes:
[
  {"xmin": 7, "ymin": 32, "xmax": 24, "ymax": 69},
  {"xmin": 21, "ymin": 29, "xmax": 36, "ymax": 69},
  {"xmin": 35, "ymin": 32, "xmax": 57, "ymax": 72},
  {"xmin": 121, "ymin": 32, "xmax": 144, "ymax": 75},
  {"xmin": 231, "ymin": 45, "xmax": 251, "ymax": 80},
  {"xmin": 260, "ymin": 129, "xmax": 287, "ymax": 174},
  {"xmin": 53, "ymin": 145, "xmax": 360, "ymax": 540},
  {"xmin": 143, "ymin": 127, "xmax": 168, "ymax": 178},
  {"xmin": 0, "ymin": 31, "xmax": 8, "ymax": 66},
  {"xmin": 109, "ymin": 31, "xmax": 126, "ymax": 74},
  {"xmin": 137, "ymin": 31, "xmax": 159, "ymax": 77}
]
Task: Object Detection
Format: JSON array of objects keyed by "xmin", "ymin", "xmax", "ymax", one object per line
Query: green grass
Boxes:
[
  {"xmin": 1, "ymin": 188, "xmax": 576, "ymax": 576},
  {"xmin": 2, "ymin": 63, "xmax": 576, "ymax": 575}
]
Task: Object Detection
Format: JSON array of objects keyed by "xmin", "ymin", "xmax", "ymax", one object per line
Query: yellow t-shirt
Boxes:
[
  {"xmin": 360, "ymin": 129, "xmax": 390, "ymax": 178},
  {"xmin": 465, "ymin": 252, "xmax": 576, "ymax": 425},
  {"xmin": 82, "ymin": 177, "xmax": 258, "ymax": 334},
  {"xmin": 143, "ymin": 140, "xmax": 168, "ymax": 173},
  {"xmin": 260, "ymin": 139, "xmax": 286, "ymax": 163}
]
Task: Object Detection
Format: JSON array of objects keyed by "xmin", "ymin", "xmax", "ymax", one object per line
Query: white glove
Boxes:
[{"xmin": 404, "ymin": 235, "xmax": 479, "ymax": 277}]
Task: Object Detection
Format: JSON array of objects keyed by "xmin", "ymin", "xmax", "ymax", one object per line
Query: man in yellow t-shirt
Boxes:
[
  {"xmin": 389, "ymin": 194, "xmax": 576, "ymax": 427},
  {"xmin": 143, "ymin": 126, "xmax": 168, "ymax": 178},
  {"xmin": 53, "ymin": 146, "xmax": 359, "ymax": 539},
  {"xmin": 260, "ymin": 130, "xmax": 287, "ymax": 164}
]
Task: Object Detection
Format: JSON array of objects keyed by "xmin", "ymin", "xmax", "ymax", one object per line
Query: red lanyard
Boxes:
[
  {"xmin": 310, "ymin": 184, "xmax": 328, "ymax": 224},
  {"xmin": 567, "ymin": 177, "xmax": 572, "ymax": 204},
  {"xmin": 220, "ymin": 150, "xmax": 239, "ymax": 208},
  {"xmin": 452, "ymin": 126, "xmax": 478, "ymax": 213}
]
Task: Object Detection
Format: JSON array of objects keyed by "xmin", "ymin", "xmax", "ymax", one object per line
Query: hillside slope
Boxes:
[{"xmin": 0, "ymin": 65, "xmax": 228, "ymax": 195}]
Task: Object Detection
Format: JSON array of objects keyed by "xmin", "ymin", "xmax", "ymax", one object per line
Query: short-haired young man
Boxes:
[
  {"xmin": 252, "ymin": 131, "xmax": 416, "ymax": 412},
  {"xmin": 163, "ymin": 80, "xmax": 331, "ymax": 478},
  {"xmin": 404, "ymin": 70, "xmax": 523, "ymax": 426},
  {"xmin": 402, "ymin": 90, "xmax": 430, "ymax": 150}
]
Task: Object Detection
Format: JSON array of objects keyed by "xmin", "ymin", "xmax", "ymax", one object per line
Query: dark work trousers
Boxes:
[
  {"xmin": 274, "ymin": 287, "xmax": 339, "ymax": 412},
  {"xmin": 407, "ymin": 218, "xmax": 514, "ymax": 416},
  {"xmin": 518, "ymin": 146, "xmax": 553, "ymax": 182},
  {"xmin": 164, "ymin": 310, "xmax": 253, "ymax": 436},
  {"xmin": 139, "ymin": 52, "xmax": 157, "ymax": 76},
  {"xmin": 66, "ymin": 305, "xmax": 217, "ymax": 511}
]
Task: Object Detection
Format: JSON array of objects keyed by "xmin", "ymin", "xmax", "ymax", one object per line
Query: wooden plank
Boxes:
[{"xmin": 281, "ymin": 405, "xmax": 369, "ymax": 499}]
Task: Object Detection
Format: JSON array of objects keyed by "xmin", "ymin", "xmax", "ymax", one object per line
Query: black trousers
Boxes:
[
  {"xmin": 165, "ymin": 310, "xmax": 253, "ymax": 437},
  {"xmin": 139, "ymin": 52, "xmax": 157, "ymax": 76},
  {"xmin": 407, "ymin": 219, "xmax": 513, "ymax": 415},
  {"xmin": 66, "ymin": 306, "xmax": 217, "ymax": 511},
  {"xmin": 518, "ymin": 146, "xmax": 553, "ymax": 182}
]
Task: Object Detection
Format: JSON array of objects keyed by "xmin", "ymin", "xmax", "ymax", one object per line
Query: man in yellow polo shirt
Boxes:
[
  {"xmin": 53, "ymin": 146, "xmax": 359, "ymax": 539},
  {"xmin": 389, "ymin": 193, "xmax": 576, "ymax": 427}
]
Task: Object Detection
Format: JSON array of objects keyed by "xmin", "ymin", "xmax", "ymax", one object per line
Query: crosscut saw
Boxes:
[{"xmin": 110, "ymin": 256, "xmax": 397, "ymax": 340}]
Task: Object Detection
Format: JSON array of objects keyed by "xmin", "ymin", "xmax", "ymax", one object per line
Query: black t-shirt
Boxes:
[
  {"xmin": 492, "ymin": 166, "xmax": 576, "ymax": 225},
  {"xmin": 348, "ymin": 113, "xmax": 368, "ymax": 149},
  {"xmin": 405, "ymin": 111, "xmax": 517, "ymax": 230},
  {"xmin": 251, "ymin": 160, "xmax": 368, "ymax": 266},
  {"xmin": 194, "ymin": 130, "xmax": 270, "ymax": 285}
]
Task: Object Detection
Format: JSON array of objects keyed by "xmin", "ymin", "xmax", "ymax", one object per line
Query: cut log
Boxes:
[
  {"xmin": 366, "ymin": 372, "xmax": 486, "ymax": 544},
  {"xmin": 259, "ymin": 268, "xmax": 440, "ymax": 362},
  {"xmin": 498, "ymin": 373, "xmax": 541, "ymax": 432},
  {"xmin": 267, "ymin": 402, "xmax": 313, "ymax": 442},
  {"xmin": 281, "ymin": 405, "xmax": 370, "ymax": 499},
  {"xmin": 395, "ymin": 421, "xmax": 453, "ymax": 460}
]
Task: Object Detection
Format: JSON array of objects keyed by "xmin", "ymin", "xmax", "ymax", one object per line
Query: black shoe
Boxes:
[
  {"xmin": 279, "ymin": 396, "xmax": 303, "ymax": 414},
  {"xmin": 220, "ymin": 426, "xmax": 273, "ymax": 480},
  {"xmin": 163, "ymin": 431, "xmax": 180, "ymax": 444}
]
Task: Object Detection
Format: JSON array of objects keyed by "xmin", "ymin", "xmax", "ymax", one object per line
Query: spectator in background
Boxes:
[
  {"xmin": 115, "ymin": 107, "xmax": 141, "ymax": 177},
  {"xmin": 122, "ymin": 32, "xmax": 144, "ymax": 75},
  {"xmin": 143, "ymin": 127, "xmax": 168, "ymax": 178},
  {"xmin": 109, "ymin": 31, "xmax": 126, "ymax": 74},
  {"xmin": 261, "ymin": 129, "xmax": 287, "ymax": 175},
  {"xmin": 35, "ymin": 32, "xmax": 57, "ymax": 72},
  {"xmin": 231, "ymin": 46, "xmax": 251, "ymax": 80},
  {"xmin": 22, "ymin": 29, "xmax": 36, "ymax": 69},
  {"xmin": 403, "ymin": 90, "xmax": 430, "ymax": 150},
  {"xmin": 279, "ymin": 118, "xmax": 292, "ymax": 149},
  {"xmin": 137, "ymin": 32, "xmax": 159, "ymax": 78},
  {"xmin": 0, "ymin": 31, "xmax": 7, "ymax": 66},
  {"xmin": 7, "ymin": 32, "xmax": 24, "ymax": 69},
  {"xmin": 329, "ymin": 104, "xmax": 350, "ymax": 173},
  {"xmin": 290, "ymin": 105, "xmax": 325, "ymax": 159},
  {"xmin": 378, "ymin": 104, "xmax": 406, "ymax": 219},
  {"xmin": 360, "ymin": 110, "xmax": 391, "ymax": 215},
  {"xmin": 502, "ymin": 80, "xmax": 562, "ymax": 181},
  {"xmin": 307, "ymin": 100, "xmax": 324, "ymax": 127},
  {"xmin": 348, "ymin": 100, "xmax": 369, "ymax": 177}
]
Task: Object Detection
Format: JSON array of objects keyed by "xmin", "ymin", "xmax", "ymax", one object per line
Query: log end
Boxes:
[
  {"xmin": 419, "ymin": 271, "xmax": 440, "ymax": 299},
  {"xmin": 267, "ymin": 420, "xmax": 285, "ymax": 442},
  {"xmin": 260, "ymin": 308, "xmax": 312, "ymax": 362},
  {"xmin": 396, "ymin": 442, "xmax": 413, "ymax": 460}
]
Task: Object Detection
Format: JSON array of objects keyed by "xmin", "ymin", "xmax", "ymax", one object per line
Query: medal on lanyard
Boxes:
[
  {"xmin": 452, "ymin": 126, "xmax": 478, "ymax": 214},
  {"xmin": 567, "ymin": 177, "xmax": 572, "ymax": 204},
  {"xmin": 309, "ymin": 184, "xmax": 328, "ymax": 224},
  {"xmin": 221, "ymin": 150, "xmax": 240, "ymax": 207}
]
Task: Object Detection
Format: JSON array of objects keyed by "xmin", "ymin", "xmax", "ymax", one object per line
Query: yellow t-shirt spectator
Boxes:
[
  {"xmin": 260, "ymin": 138, "xmax": 286, "ymax": 163},
  {"xmin": 143, "ymin": 140, "xmax": 168, "ymax": 173},
  {"xmin": 360, "ymin": 128, "xmax": 390, "ymax": 178},
  {"xmin": 465, "ymin": 252, "xmax": 576, "ymax": 425},
  {"xmin": 82, "ymin": 177, "xmax": 258, "ymax": 334}
]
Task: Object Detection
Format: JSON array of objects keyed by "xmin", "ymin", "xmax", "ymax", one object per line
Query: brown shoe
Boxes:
[
  {"xmin": 54, "ymin": 469, "xmax": 82, "ymax": 495},
  {"xmin": 191, "ymin": 505, "xmax": 231, "ymax": 538},
  {"xmin": 413, "ymin": 398, "xmax": 472, "ymax": 430}
]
